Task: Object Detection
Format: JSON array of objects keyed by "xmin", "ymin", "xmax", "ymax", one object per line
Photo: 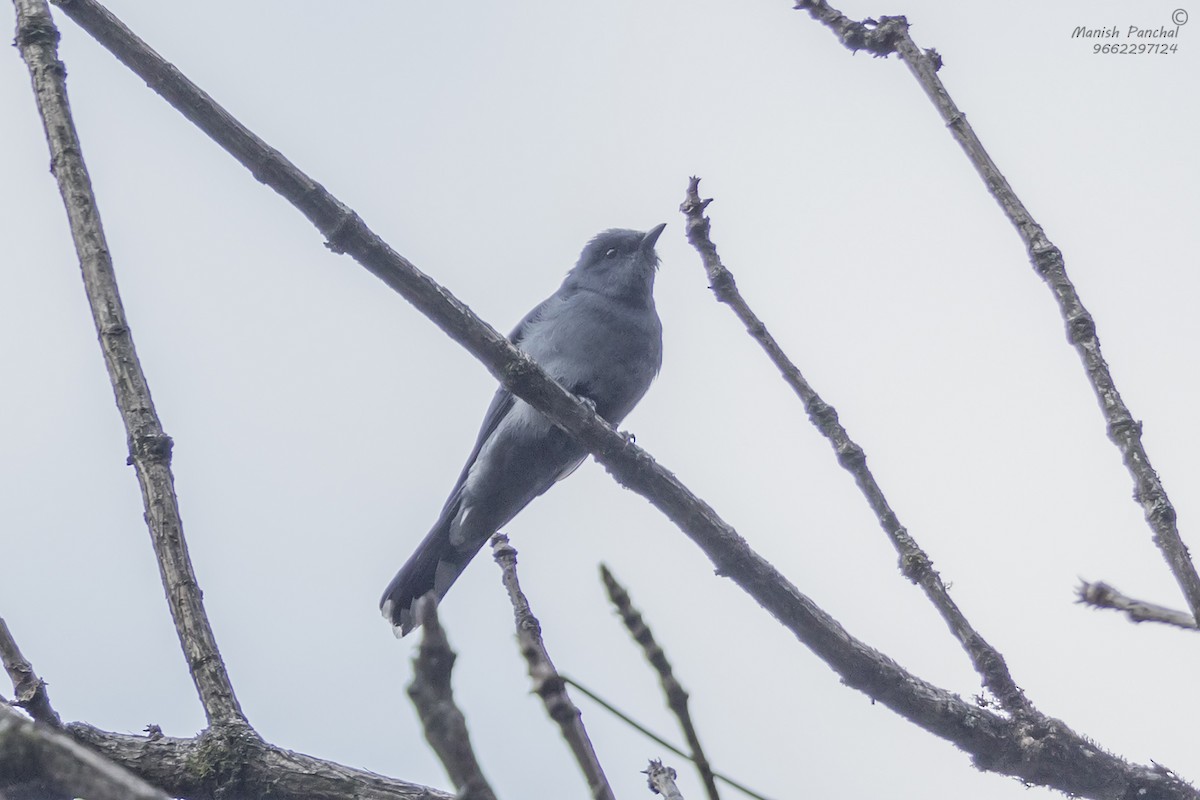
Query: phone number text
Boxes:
[{"xmin": 1094, "ymin": 43, "xmax": 1179, "ymax": 54}]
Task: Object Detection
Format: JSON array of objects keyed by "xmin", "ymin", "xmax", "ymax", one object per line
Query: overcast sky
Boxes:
[{"xmin": 2, "ymin": 1, "xmax": 1198, "ymax": 798}]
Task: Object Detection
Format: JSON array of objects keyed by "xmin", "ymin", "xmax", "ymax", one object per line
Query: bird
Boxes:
[{"xmin": 380, "ymin": 224, "xmax": 667, "ymax": 636}]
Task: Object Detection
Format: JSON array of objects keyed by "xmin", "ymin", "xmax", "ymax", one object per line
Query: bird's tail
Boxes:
[{"xmin": 379, "ymin": 513, "xmax": 475, "ymax": 637}]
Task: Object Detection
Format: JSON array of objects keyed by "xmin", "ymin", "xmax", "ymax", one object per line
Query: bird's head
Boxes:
[{"xmin": 563, "ymin": 223, "xmax": 666, "ymax": 306}]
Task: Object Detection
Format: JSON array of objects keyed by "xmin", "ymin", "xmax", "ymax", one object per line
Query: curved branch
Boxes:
[{"xmin": 13, "ymin": 0, "xmax": 244, "ymax": 727}]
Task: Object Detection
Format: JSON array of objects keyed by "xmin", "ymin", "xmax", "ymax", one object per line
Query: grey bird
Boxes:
[{"xmin": 380, "ymin": 224, "xmax": 667, "ymax": 635}]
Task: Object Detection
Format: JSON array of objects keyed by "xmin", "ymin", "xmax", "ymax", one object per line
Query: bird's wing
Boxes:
[
  {"xmin": 508, "ymin": 292, "xmax": 561, "ymax": 347},
  {"xmin": 431, "ymin": 293, "xmax": 560, "ymax": 520}
]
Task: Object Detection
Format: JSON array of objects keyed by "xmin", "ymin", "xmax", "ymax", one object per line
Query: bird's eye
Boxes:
[{"xmin": 604, "ymin": 248, "xmax": 618, "ymax": 259}]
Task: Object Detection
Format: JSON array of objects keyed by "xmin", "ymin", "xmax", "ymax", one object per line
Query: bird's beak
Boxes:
[{"xmin": 641, "ymin": 223, "xmax": 667, "ymax": 252}]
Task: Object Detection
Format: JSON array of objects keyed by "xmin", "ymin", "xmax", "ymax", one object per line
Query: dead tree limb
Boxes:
[
  {"xmin": 0, "ymin": 703, "xmax": 167, "ymax": 800},
  {"xmin": 65, "ymin": 723, "xmax": 453, "ymax": 800},
  {"xmin": 0, "ymin": 617, "xmax": 61, "ymax": 728},
  {"xmin": 679, "ymin": 177, "xmax": 1030, "ymax": 714},
  {"xmin": 407, "ymin": 596, "xmax": 499, "ymax": 800},
  {"xmin": 1077, "ymin": 581, "xmax": 1198, "ymax": 631},
  {"xmin": 791, "ymin": 1, "xmax": 1200, "ymax": 625},
  {"xmin": 492, "ymin": 535, "xmax": 614, "ymax": 800},
  {"xmin": 13, "ymin": 0, "xmax": 245, "ymax": 728},
  {"xmin": 601, "ymin": 565, "xmax": 719, "ymax": 800}
]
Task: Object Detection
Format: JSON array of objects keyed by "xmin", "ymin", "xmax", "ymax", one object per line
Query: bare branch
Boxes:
[
  {"xmin": 12, "ymin": 0, "xmax": 245, "ymax": 727},
  {"xmin": 407, "ymin": 596, "xmax": 499, "ymax": 800},
  {"xmin": 790, "ymin": 5, "xmax": 910, "ymax": 57},
  {"xmin": 45, "ymin": 3, "xmax": 1200, "ymax": 795},
  {"xmin": 0, "ymin": 617, "xmax": 61, "ymax": 728},
  {"xmin": 644, "ymin": 760, "xmax": 685, "ymax": 800},
  {"xmin": 680, "ymin": 177, "xmax": 1029, "ymax": 714},
  {"xmin": 1077, "ymin": 581, "xmax": 1198, "ymax": 631},
  {"xmin": 600, "ymin": 565, "xmax": 719, "ymax": 800},
  {"xmin": 491, "ymin": 535, "xmax": 615, "ymax": 800},
  {"xmin": 792, "ymin": 0, "xmax": 1200, "ymax": 623},
  {"xmin": 0, "ymin": 703, "xmax": 168, "ymax": 800},
  {"xmin": 66, "ymin": 722, "xmax": 453, "ymax": 800}
]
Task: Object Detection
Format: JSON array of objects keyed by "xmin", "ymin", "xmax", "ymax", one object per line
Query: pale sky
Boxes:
[{"xmin": 2, "ymin": 2, "xmax": 1198, "ymax": 798}]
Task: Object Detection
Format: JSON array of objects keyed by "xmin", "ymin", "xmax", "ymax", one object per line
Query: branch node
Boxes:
[
  {"xmin": 322, "ymin": 207, "xmax": 364, "ymax": 254},
  {"xmin": 128, "ymin": 433, "xmax": 174, "ymax": 465},
  {"xmin": 1066, "ymin": 312, "xmax": 1096, "ymax": 345},
  {"xmin": 835, "ymin": 442, "xmax": 866, "ymax": 470}
]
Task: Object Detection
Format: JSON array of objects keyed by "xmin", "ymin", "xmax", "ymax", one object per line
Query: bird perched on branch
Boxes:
[{"xmin": 380, "ymin": 224, "xmax": 667, "ymax": 636}]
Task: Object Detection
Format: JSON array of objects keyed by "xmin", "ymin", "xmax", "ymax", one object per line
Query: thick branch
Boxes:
[
  {"xmin": 0, "ymin": 703, "xmax": 166, "ymax": 800},
  {"xmin": 46, "ymin": 3, "xmax": 1199, "ymax": 796},
  {"xmin": 407, "ymin": 596, "xmax": 498, "ymax": 800},
  {"xmin": 491, "ymin": 536, "xmax": 614, "ymax": 800},
  {"xmin": 66, "ymin": 723, "xmax": 452, "ymax": 800},
  {"xmin": 0, "ymin": 618, "xmax": 61, "ymax": 728},
  {"xmin": 601, "ymin": 566, "xmax": 719, "ymax": 800},
  {"xmin": 680, "ymin": 178, "xmax": 1029, "ymax": 714},
  {"xmin": 12, "ymin": 0, "xmax": 244, "ymax": 726},
  {"xmin": 793, "ymin": 0, "xmax": 1200, "ymax": 624}
]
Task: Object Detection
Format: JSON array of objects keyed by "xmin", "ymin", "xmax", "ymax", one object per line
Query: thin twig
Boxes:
[
  {"xmin": 0, "ymin": 703, "xmax": 168, "ymax": 800},
  {"xmin": 680, "ymin": 177, "xmax": 1030, "ymax": 714},
  {"xmin": 490, "ymin": 535, "xmax": 615, "ymax": 800},
  {"xmin": 793, "ymin": 0, "xmax": 1200, "ymax": 625},
  {"xmin": 600, "ymin": 565, "xmax": 719, "ymax": 800},
  {"xmin": 407, "ymin": 596, "xmax": 499, "ymax": 800},
  {"xmin": 1077, "ymin": 581, "xmax": 1198, "ymax": 631},
  {"xmin": 0, "ymin": 617, "xmax": 61, "ymax": 728},
  {"xmin": 562, "ymin": 676, "xmax": 776, "ymax": 800},
  {"xmin": 47, "ymin": 3, "xmax": 1200, "ymax": 795},
  {"xmin": 644, "ymin": 760, "xmax": 685, "ymax": 799},
  {"xmin": 13, "ymin": 0, "xmax": 245, "ymax": 727}
]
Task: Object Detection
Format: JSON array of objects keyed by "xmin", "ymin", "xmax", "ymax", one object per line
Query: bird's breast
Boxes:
[{"xmin": 523, "ymin": 297, "xmax": 662, "ymax": 424}]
